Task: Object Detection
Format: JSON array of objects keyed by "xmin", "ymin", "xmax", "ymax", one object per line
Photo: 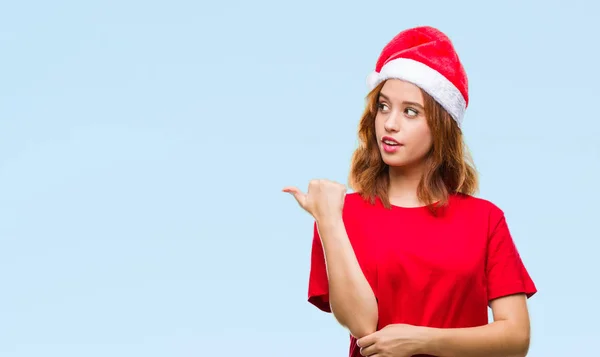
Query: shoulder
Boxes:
[
  {"xmin": 342, "ymin": 191, "xmax": 378, "ymax": 217},
  {"xmin": 343, "ymin": 191, "xmax": 372, "ymax": 209},
  {"xmin": 450, "ymin": 193, "xmax": 506, "ymax": 224},
  {"xmin": 344, "ymin": 191, "xmax": 368, "ymax": 204},
  {"xmin": 451, "ymin": 193, "xmax": 503, "ymax": 212}
]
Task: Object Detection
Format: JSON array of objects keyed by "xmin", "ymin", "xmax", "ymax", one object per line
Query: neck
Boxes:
[{"xmin": 387, "ymin": 164, "xmax": 426, "ymax": 207}]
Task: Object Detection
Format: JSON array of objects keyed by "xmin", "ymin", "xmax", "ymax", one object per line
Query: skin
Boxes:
[
  {"xmin": 284, "ymin": 79, "xmax": 532, "ymax": 356},
  {"xmin": 283, "ymin": 180, "xmax": 378, "ymax": 338},
  {"xmin": 375, "ymin": 79, "xmax": 433, "ymax": 208}
]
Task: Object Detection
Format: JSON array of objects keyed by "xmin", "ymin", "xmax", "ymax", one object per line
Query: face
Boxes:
[{"xmin": 374, "ymin": 79, "xmax": 433, "ymax": 169}]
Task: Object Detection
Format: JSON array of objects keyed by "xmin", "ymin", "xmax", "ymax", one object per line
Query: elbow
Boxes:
[
  {"xmin": 348, "ymin": 323, "xmax": 377, "ymax": 339},
  {"xmin": 329, "ymin": 294, "xmax": 379, "ymax": 339},
  {"xmin": 330, "ymin": 307, "xmax": 378, "ymax": 339},
  {"xmin": 518, "ymin": 340, "xmax": 531, "ymax": 357},
  {"xmin": 512, "ymin": 330, "xmax": 531, "ymax": 357},
  {"xmin": 337, "ymin": 315, "xmax": 378, "ymax": 339}
]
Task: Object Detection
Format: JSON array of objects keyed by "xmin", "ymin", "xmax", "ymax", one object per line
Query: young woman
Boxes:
[{"xmin": 283, "ymin": 26, "xmax": 536, "ymax": 357}]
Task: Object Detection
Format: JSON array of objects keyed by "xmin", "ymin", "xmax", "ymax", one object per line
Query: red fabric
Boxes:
[
  {"xmin": 307, "ymin": 193, "xmax": 536, "ymax": 357},
  {"xmin": 374, "ymin": 26, "xmax": 469, "ymax": 106}
]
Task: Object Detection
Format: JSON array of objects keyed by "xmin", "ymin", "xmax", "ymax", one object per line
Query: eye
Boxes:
[
  {"xmin": 405, "ymin": 107, "xmax": 419, "ymax": 117},
  {"xmin": 377, "ymin": 103, "xmax": 390, "ymax": 112}
]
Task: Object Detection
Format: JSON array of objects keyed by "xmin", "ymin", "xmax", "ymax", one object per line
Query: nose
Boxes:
[{"xmin": 383, "ymin": 111, "xmax": 400, "ymax": 132}]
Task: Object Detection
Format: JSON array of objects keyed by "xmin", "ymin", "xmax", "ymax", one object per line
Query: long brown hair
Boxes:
[{"xmin": 348, "ymin": 80, "xmax": 478, "ymax": 210}]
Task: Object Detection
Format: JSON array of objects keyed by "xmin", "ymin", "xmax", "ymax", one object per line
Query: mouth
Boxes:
[{"xmin": 381, "ymin": 136, "xmax": 401, "ymax": 146}]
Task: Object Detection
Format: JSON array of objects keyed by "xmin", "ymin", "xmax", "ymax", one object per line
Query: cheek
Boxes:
[
  {"xmin": 374, "ymin": 115, "xmax": 384, "ymax": 134},
  {"xmin": 407, "ymin": 123, "xmax": 433, "ymax": 152}
]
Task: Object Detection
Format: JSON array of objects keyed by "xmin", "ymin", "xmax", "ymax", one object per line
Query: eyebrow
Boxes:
[{"xmin": 378, "ymin": 93, "xmax": 425, "ymax": 110}]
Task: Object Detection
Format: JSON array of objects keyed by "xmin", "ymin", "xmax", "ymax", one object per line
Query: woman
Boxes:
[{"xmin": 283, "ymin": 26, "xmax": 536, "ymax": 357}]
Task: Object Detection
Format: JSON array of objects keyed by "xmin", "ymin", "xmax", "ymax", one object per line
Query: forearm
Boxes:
[
  {"xmin": 422, "ymin": 320, "xmax": 530, "ymax": 357},
  {"xmin": 317, "ymin": 218, "xmax": 378, "ymax": 338}
]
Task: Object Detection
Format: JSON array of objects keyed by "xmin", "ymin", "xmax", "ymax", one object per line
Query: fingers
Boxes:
[
  {"xmin": 357, "ymin": 333, "xmax": 380, "ymax": 357},
  {"xmin": 356, "ymin": 334, "xmax": 376, "ymax": 348},
  {"xmin": 359, "ymin": 345, "xmax": 378, "ymax": 356},
  {"xmin": 282, "ymin": 186, "xmax": 307, "ymax": 208}
]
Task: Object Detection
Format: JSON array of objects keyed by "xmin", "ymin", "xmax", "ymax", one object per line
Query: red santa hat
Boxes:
[{"xmin": 366, "ymin": 26, "xmax": 469, "ymax": 126}]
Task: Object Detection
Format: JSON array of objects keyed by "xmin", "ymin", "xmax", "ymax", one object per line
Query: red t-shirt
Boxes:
[{"xmin": 307, "ymin": 192, "xmax": 537, "ymax": 357}]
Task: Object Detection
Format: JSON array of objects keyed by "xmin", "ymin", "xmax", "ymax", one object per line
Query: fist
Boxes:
[{"xmin": 283, "ymin": 179, "xmax": 346, "ymax": 222}]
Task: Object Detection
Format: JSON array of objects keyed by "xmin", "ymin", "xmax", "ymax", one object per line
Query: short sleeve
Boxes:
[
  {"xmin": 307, "ymin": 222, "xmax": 331, "ymax": 312},
  {"xmin": 486, "ymin": 210, "xmax": 537, "ymax": 301}
]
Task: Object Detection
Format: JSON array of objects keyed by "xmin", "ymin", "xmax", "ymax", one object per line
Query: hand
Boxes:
[
  {"xmin": 282, "ymin": 179, "xmax": 346, "ymax": 223},
  {"xmin": 356, "ymin": 324, "xmax": 429, "ymax": 357}
]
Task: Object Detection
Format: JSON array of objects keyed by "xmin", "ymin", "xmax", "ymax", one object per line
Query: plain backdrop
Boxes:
[{"xmin": 1, "ymin": 0, "xmax": 599, "ymax": 356}]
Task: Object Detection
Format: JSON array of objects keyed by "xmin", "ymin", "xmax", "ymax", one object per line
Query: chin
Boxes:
[
  {"xmin": 380, "ymin": 151, "xmax": 423, "ymax": 169},
  {"xmin": 384, "ymin": 159, "xmax": 411, "ymax": 168},
  {"xmin": 381, "ymin": 153, "xmax": 409, "ymax": 167}
]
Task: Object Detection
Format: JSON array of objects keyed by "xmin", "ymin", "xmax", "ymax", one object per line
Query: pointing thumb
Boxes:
[{"xmin": 282, "ymin": 186, "xmax": 307, "ymax": 209}]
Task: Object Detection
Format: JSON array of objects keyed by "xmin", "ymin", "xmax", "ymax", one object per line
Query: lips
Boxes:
[
  {"xmin": 381, "ymin": 136, "xmax": 402, "ymax": 153},
  {"xmin": 381, "ymin": 136, "xmax": 401, "ymax": 146}
]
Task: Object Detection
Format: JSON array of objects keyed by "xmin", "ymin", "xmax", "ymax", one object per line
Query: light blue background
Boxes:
[{"xmin": 1, "ymin": 1, "xmax": 598, "ymax": 356}]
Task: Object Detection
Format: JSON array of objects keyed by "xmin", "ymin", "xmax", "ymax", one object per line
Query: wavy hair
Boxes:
[{"xmin": 348, "ymin": 80, "xmax": 478, "ymax": 211}]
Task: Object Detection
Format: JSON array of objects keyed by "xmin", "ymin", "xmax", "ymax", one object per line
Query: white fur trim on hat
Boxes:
[{"xmin": 366, "ymin": 58, "xmax": 467, "ymax": 126}]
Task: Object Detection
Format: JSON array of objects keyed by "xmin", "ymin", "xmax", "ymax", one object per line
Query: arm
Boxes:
[
  {"xmin": 356, "ymin": 294, "xmax": 531, "ymax": 357},
  {"xmin": 423, "ymin": 293, "xmax": 531, "ymax": 357},
  {"xmin": 357, "ymin": 206, "xmax": 536, "ymax": 357},
  {"xmin": 317, "ymin": 217, "xmax": 378, "ymax": 339},
  {"xmin": 421, "ymin": 209, "xmax": 535, "ymax": 357}
]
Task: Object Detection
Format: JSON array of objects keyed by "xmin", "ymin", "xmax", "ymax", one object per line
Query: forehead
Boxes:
[{"xmin": 379, "ymin": 79, "xmax": 424, "ymax": 104}]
